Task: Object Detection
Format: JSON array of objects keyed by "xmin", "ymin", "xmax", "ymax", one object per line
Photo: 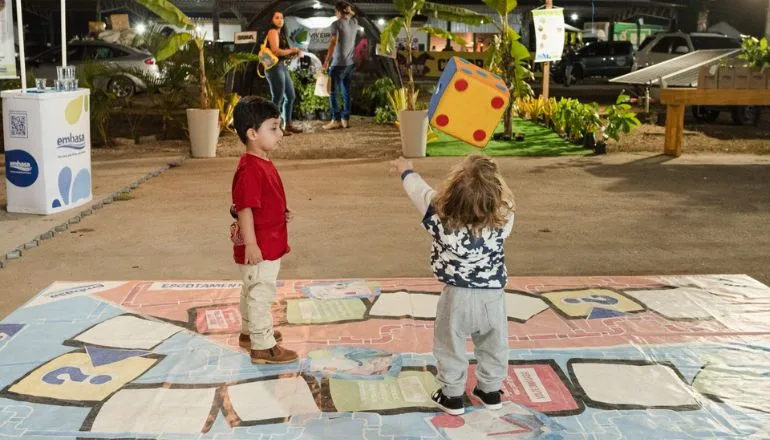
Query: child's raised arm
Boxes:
[{"xmin": 391, "ymin": 157, "xmax": 435, "ymax": 216}]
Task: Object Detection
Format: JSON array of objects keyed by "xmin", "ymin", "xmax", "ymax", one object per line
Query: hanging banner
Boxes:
[
  {"xmin": 532, "ymin": 8, "xmax": 565, "ymax": 63},
  {"xmin": 0, "ymin": 0, "xmax": 17, "ymax": 79}
]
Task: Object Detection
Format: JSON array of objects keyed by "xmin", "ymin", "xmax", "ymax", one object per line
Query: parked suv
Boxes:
[
  {"xmin": 551, "ymin": 41, "xmax": 634, "ymax": 86},
  {"xmin": 633, "ymin": 31, "xmax": 740, "ymax": 69}
]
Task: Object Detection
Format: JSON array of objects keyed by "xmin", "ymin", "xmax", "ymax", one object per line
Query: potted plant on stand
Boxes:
[
  {"xmin": 379, "ymin": 1, "xmax": 485, "ymax": 157},
  {"xmin": 135, "ymin": 0, "xmax": 218, "ymax": 158}
]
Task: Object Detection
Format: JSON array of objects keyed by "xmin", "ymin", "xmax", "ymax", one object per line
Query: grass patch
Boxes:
[{"xmin": 427, "ymin": 118, "xmax": 592, "ymax": 157}]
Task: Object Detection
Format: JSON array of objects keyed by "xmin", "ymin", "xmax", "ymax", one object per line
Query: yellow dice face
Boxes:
[
  {"xmin": 431, "ymin": 68, "xmax": 508, "ymax": 148},
  {"xmin": 430, "ymin": 69, "xmax": 509, "ymax": 148}
]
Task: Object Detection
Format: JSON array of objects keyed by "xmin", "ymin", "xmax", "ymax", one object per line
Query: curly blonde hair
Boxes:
[{"xmin": 433, "ymin": 155, "xmax": 515, "ymax": 235}]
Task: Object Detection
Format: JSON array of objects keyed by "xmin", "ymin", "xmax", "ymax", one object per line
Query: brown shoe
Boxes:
[
  {"xmin": 239, "ymin": 331, "xmax": 282, "ymax": 349},
  {"xmin": 250, "ymin": 345, "xmax": 298, "ymax": 364},
  {"xmin": 286, "ymin": 124, "xmax": 303, "ymax": 134},
  {"xmin": 323, "ymin": 120, "xmax": 341, "ymax": 130},
  {"xmin": 341, "ymin": 119, "xmax": 349, "ymax": 129}
]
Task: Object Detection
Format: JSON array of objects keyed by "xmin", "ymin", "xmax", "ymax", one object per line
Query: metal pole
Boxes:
[
  {"xmin": 60, "ymin": 0, "xmax": 66, "ymax": 66},
  {"xmin": 15, "ymin": 0, "xmax": 26, "ymax": 91},
  {"xmin": 542, "ymin": 0, "xmax": 552, "ymax": 100},
  {"xmin": 766, "ymin": 0, "xmax": 770, "ymax": 38},
  {"xmin": 213, "ymin": 0, "xmax": 220, "ymax": 41}
]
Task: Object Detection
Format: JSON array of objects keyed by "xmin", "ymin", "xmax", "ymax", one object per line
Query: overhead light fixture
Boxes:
[
  {"xmin": 377, "ymin": 18, "xmax": 385, "ymax": 26},
  {"xmin": 135, "ymin": 23, "xmax": 146, "ymax": 35},
  {"xmin": 570, "ymin": 13, "xmax": 579, "ymax": 22}
]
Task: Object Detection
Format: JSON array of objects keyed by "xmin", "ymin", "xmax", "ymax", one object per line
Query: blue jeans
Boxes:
[
  {"xmin": 265, "ymin": 63, "xmax": 295, "ymax": 125},
  {"xmin": 329, "ymin": 64, "xmax": 355, "ymax": 121}
]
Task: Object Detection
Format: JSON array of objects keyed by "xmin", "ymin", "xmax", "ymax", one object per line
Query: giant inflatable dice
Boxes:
[{"xmin": 427, "ymin": 57, "xmax": 509, "ymax": 148}]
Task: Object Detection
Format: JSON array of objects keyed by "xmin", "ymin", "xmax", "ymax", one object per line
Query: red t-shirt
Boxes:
[{"xmin": 231, "ymin": 154, "xmax": 290, "ymax": 263}]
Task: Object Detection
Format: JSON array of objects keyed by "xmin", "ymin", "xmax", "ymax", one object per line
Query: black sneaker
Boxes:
[
  {"xmin": 472, "ymin": 387, "xmax": 503, "ymax": 410},
  {"xmin": 431, "ymin": 389, "xmax": 465, "ymax": 416}
]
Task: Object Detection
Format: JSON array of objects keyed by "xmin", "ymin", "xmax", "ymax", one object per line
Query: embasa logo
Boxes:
[
  {"xmin": 9, "ymin": 161, "xmax": 32, "ymax": 173},
  {"xmin": 57, "ymin": 133, "xmax": 86, "ymax": 150},
  {"xmin": 5, "ymin": 150, "xmax": 39, "ymax": 187}
]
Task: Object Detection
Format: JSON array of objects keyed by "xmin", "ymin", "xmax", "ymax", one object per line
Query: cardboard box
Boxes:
[
  {"xmin": 110, "ymin": 14, "xmax": 129, "ymax": 30},
  {"xmin": 88, "ymin": 21, "xmax": 106, "ymax": 33},
  {"xmin": 698, "ymin": 65, "xmax": 719, "ymax": 89},
  {"xmin": 718, "ymin": 66, "xmax": 736, "ymax": 89},
  {"xmin": 733, "ymin": 66, "xmax": 752, "ymax": 89},
  {"xmin": 749, "ymin": 69, "xmax": 768, "ymax": 89}
]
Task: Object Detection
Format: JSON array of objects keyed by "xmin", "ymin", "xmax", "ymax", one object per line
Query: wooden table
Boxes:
[{"xmin": 659, "ymin": 88, "xmax": 770, "ymax": 156}]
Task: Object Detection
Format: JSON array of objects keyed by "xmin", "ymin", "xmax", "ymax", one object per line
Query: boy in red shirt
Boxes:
[{"xmin": 230, "ymin": 96, "xmax": 298, "ymax": 364}]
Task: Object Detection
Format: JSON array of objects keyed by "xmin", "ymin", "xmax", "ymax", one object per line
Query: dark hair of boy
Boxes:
[{"xmin": 232, "ymin": 96, "xmax": 281, "ymax": 145}]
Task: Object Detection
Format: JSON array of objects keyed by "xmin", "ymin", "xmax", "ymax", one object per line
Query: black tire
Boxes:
[
  {"xmin": 731, "ymin": 106, "xmax": 761, "ymax": 126},
  {"xmin": 691, "ymin": 106, "xmax": 720, "ymax": 123},
  {"xmin": 108, "ymin": 76, "xmax": 136, "ymax": 99}
]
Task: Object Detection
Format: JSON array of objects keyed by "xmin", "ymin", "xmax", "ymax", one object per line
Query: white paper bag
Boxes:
[{"xmin": 314, "ymin": 73, "xmax": 330, "ymax": 97}]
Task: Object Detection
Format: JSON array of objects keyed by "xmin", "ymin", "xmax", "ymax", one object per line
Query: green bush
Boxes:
[
  {"xmin": 374, "ymin": 106, "xmax": 397, "ymax": 125},
  {"xmin": 362, "ymin": 77, "xmax": 396, "ymax": 115}
]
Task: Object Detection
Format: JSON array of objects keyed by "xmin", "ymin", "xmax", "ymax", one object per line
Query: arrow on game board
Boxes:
[
  {"xmin": 86, "ymin": 346, "xmax": 152, "ymax": 367},
  {"xmin": 587, "ymin": 307, "xmax": 627, "ymax": 320}
]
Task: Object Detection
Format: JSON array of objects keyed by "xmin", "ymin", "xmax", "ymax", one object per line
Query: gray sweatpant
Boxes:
[{"xmin": 433, "ymin": 285, "xmax": 509, "ymax": 397}]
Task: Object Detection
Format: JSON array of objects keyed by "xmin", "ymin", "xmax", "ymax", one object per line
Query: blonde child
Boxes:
[{"xmin": 392, "ymin": 155, "xmax": 515, "ymax": 415}]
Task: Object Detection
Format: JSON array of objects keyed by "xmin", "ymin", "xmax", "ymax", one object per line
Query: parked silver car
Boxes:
[
  {"xmin": 633, "ymin": 31, "xmax": 740, "ymax": 70},
  {"xmin": 26, "ymin": 40, "xmax": 161, "ymax": 98}
]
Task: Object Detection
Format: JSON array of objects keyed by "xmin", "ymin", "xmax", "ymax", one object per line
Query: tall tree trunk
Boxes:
[
  {"xmin": 405, "ymin": 26, "xmax": 415, "ymax": 111},
  {"xmin": 502, "ymin": 30, "xmax": 514, "ymax": 138},
  {"xmin": 198, "ymin": 41, "xmax": 209, "ymax": 109}
]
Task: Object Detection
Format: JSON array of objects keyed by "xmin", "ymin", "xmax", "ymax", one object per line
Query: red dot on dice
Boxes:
[
  {"xmin": 473, "ymin": 129, "xmax": 486, "ymax": 141},
  {"xmin": 436, "ymin": 114, "xmax": 449, "ymax": 126},
  {"xmin": 454, "ymin": 79, "xmax": 468, "ymax": 92},
  {"xmin": 491, "ymin": 96, "xmax": 505, "ymax": 109}
]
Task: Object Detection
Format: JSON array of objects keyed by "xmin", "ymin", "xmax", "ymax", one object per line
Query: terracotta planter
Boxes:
[{"xmin": 698, "ymin": 65, "xmax": 719, "ymax": 89}]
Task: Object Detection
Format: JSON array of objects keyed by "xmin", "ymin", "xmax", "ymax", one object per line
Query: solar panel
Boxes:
[{"xmin": 610, "ymin": 49, "xmax": 739, "ymax": 87}]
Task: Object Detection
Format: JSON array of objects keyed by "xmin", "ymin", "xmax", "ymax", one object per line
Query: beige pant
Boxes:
[{"xmin": 238, "ymin": 259, "xmax": 281, "ymax": 350}]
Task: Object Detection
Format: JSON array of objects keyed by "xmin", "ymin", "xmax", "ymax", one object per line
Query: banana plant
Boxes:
[
  {"xmin": 135, "ymin": 0, "xmax": 261, "ymax": 113},
  {"xmin": 379, "ymin": 0, "xmax": 486, "ymax": 111},
  {"xmin": 481, "ymin": 0, "xmax": 534, "ymax": 139},
  {"xmin": 134, "ymin": 0, "xmax": 209, "ymax": 109}
]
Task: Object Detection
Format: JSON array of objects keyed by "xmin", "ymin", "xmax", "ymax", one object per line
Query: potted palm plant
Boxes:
[
  {"xmin": 482, "ymin": 0, "xmax": 534, "ymax": 140},
  {"xmin": 135, "ymin": 0, "xmax": 219, "ymax": 157},
  {"xmin": 379, "ymin": 0, "xmax": 485, "ymax": 157}
]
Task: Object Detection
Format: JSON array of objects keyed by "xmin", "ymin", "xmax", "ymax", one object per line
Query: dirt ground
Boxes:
[
  {"xmin": 105, "ymin": 112, "xmax": 770, "ymax": 160},
  {"xmin": 2, "ymin": 133, "xmax": 770, "ymax": 319},
  {"xmin": 2, "ymin": 109, "xmax": 770, "ymax": 318},
  {"xmin": 611, "ymin": 113, "xmax": 770, "ymax": 155}
]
